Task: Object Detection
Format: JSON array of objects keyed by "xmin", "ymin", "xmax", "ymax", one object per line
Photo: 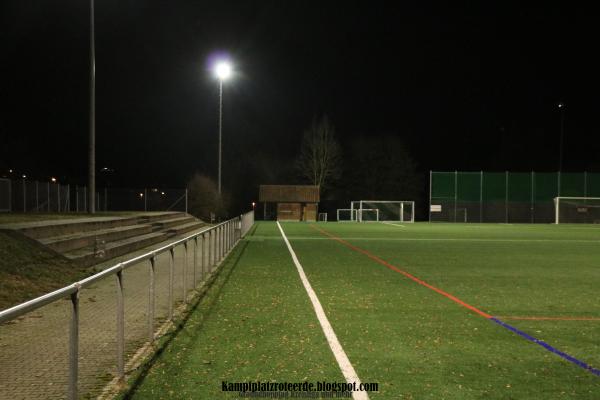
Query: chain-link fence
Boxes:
[
  {"xmin": 0, "ymin": 178, "xmax": 187, "ymax": 213},
  {"xmin": 0, "ymin": 210, "xmax": 255, "ymax": 400},
  {"xmin": 429, "ymin": 171, "xmax": 600, "ymax": 223}
]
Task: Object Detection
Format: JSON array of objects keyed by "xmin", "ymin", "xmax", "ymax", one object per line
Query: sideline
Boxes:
[{"xmin": 276, "ymin": 222, "xmax": 369, "ymax": 400}]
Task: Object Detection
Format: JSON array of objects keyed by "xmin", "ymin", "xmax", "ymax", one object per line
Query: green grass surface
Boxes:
[
  {"xmin": 0, "ymin": 232, "xmax": 93, "ymax": 310},
  {"xmin": 129, "ymin": 222, "xmax": 600, "ymax": 399}
]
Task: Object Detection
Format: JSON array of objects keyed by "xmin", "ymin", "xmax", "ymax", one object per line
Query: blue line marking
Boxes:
[{"xmin": 490, "ymin": 317, "xmax": 600, "ymax": 377}]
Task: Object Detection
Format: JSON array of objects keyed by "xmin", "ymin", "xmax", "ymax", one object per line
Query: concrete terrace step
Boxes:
[
  {"xmin": 1, "ymin": 212, "xmax": 185, "ymax": 239},
  {"xmin": 167, "ymin": 221, "xmax": 207, "ymax": 236},
  {"xmin": 64, "ymin": 231, "xmax": 169, "ymax": 267},
  {"xmin": 152, "ymin": 216, "xmax": 196, "ymax": 230},
  {"xmin": 39, "ymin": 224, "xmax": 154, "ymax": 253},
  {"xmin": 137, "ymin": 212, "xmax": 187, "ymax": 224}
]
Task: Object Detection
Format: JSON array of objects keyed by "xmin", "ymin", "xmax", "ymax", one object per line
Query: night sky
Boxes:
[{"xmin": 1, "ymin": 2, "xmax": 599, "ymax": 208}]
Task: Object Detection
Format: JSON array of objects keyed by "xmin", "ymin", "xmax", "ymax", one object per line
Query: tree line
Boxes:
[{"xmin": 187, "ymin": 115, "xmax": 423, "ymax": 220}]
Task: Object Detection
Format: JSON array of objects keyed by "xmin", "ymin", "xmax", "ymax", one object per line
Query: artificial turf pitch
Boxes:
[{"xmin": 128, "ymin": 222, "xmax": 600, "ymax": 399}]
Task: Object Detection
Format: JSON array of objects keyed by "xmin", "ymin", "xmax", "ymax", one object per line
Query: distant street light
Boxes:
[
  {"xmin": 213, "ymin": 61, "xmax": 232, "ymax": 195},
  {"xmin": 51, "ymin": 177, "xmax": 57, "ymax": 183}
]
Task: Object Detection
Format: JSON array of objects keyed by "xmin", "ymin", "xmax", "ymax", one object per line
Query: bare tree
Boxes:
[
  {"xmin": 295, "ymin": 115, "xmax": 342, "ymax": 191},
  {"xmin": 187, "ymin": 173, "xmax": 229, "ymax": 222}
]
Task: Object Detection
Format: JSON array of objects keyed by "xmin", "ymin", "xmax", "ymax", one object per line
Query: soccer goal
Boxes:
[
  {"xmin": 554, "ymin": 197, "xmax": 600, "ymax": 224},
  {"xmin": 318, "ymin": 212, "xmax": 328, "ymax": 222},
  {"xmin": 352, "ymin": 200, "xmax": 415, "ymax": 223},
  {"xmin": 336, "ymin": 208, "xmax": 357, "ymax": 222}
]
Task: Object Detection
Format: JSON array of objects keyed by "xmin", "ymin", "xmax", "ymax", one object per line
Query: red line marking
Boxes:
[
  {"xmin": 310, "ymin": 225, "xmax": 492, "ymax": 319},
  {"xmin": 496, "ymin": 316, "xmax": 600, "ymax": 321}
]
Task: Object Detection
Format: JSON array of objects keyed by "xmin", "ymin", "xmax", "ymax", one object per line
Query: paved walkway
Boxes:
[{"xmin": 0, "ymin": 226, "xmax": 214, "ymax": 399}]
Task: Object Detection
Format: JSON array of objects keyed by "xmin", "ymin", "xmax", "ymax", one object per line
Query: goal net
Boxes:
[
  {"xmin": 352, "ymin": 200, "xmax": 415, "ymax": 223},
  {"xmin": 554, "ymin": 197, "xmax": 600, "ymax": 224},
  {"xmin": 336, "ymin": 209, "xmax": 357, "ymax": 222}
]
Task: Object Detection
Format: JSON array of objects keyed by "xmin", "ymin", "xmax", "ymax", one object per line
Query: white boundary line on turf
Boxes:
[
  {"xmin": 382, "ymin": 221, "xmax": 406, "ymax": 228},
  {"xmin": 276, "ymin": 222, "xmax": 369, "ymax": 400}
]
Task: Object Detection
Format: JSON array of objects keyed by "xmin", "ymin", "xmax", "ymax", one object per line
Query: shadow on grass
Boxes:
[{"xmin": 121, "ymin": 239, "xmax": 250, "ymax": 399}]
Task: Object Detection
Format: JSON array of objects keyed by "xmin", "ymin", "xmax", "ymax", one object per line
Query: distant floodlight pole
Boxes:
[
  {"xmin": 558, "ymin": 102, "xmax": 565, "ymax": 172},
  {"xmin": 88, "ymin": 0, "xmax": 96, "ymax": 214},
  {"xmin": 557, "ymin": 102, "xmax": 565, "ymax": 196},
  {"xmin": 214, "ymin": 61, "xmax": 231, "ymax": 195}
]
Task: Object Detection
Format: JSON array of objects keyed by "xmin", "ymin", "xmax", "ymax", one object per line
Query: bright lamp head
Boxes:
[{"xmin": 215, "ymin": 62, "xmax": 232, "ymax": 81}]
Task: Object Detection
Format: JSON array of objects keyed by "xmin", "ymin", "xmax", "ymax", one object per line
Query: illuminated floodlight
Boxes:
[
  {"xmin": 214, "ymin": 62, "xmax": 232, "ymax": 81},
  {"xmin": 51, "ymin": 177, "xmax": 57, "ymax": 183}
]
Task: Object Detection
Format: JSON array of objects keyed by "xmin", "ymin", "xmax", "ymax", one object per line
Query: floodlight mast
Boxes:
[
  {"xmin": 214, "ymin": 61, "xmax": 232, "ymax": 195},
  {"xmin": 558, "ymin": 102, "xmax": 566, "ymax": 196}
]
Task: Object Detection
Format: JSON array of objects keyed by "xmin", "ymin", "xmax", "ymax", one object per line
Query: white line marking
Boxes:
[
  {"xmin": 250, "ymin": 235, "xmax": 600, "ymax": 243},
  {"xmin": 382, "ymin": 222, "xmax": 406, "ymax": 228},
  {"xmin": 276, "ymin": 222, "xmax": 369, "ymax": 400}
]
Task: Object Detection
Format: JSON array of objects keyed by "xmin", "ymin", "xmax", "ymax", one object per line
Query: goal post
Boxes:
[
  {"xmin": 554, "ymin": 197, "xmax": 600, "ymax": 224},
  {"xmin": 356, "ymin": 200, "xmax": 415, "ymax": 223}
]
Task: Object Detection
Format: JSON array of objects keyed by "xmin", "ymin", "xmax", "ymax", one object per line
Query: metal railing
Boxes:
[{"xmin": 0, "ymin": 210, "xmax": 254, "ymax": 399}]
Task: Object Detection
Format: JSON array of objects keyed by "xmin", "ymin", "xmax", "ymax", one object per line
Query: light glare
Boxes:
[{"xmin": 215, "ymin": 62, "xmax": 232, "ymax": 80}]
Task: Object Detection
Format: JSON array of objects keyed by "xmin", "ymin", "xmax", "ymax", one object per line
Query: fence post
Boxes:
[
  {"xmin": 428, "ymin": 171, "xmax": 432, "ymax": 223},
  {"xmin": 505, "ymin": 171, "xmax": 509, "ymax": 223},
  {"xmin": 183, "ymin": 242, "xmax": 188, "ymax": 304},
  {"xmin": 67, "ymin": 184, "xmax": 70, "ymax": 212},
  {"xmin": 144, "ymin": 188, "xmax": 148, "ymax": 212},
  {"xmin": 479, "ymin": 171, "xmax": 483, "ymax": 223},
  {"xmin": 68, "ymin": 289, "xmax": 80, "ymax": 400},
  {"xmin": 105, "ymin": 187, "xmax": 108, "ymax": 211},
  {"xmin": 185, "ymin": 189, "xmax": 188, "ymax": 213},
  {"xmin": 116, "ymin": 270, "xmax": 124, "ymax": 380},
  {"xmin": 531, "ymin": 171, "xmax": 535, "ymax": 223},
  {"xmin": 57, "ymin": 183, "xmax": 60, "ymax": 212},
  {"xmin": 47, "ymin": 182, "xmax": 50, "ymax": 212},
  {"xmin": 148, "ymin": 257, "xmax": 155, "ymax": 342},
  {"xmin": 22, "ymin": 179, "xmax": 26, "ymax": 212},
  {"xmin": 35, "ymin": 181, "xmax": 39, "ymax": 212},
  {"xmin": 168, "ymin": 248, "xmax": 174, "ymax": 320},
  {"xmin": 453, "ymin": 171, "xmax": 458, "ymax": 223},
  {"xmin": 83, "ymin": 186, "xmax": 87, "ymax": 213}
]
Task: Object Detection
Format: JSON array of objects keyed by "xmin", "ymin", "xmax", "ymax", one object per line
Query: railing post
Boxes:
[
  {"xmin": 116, "ymin": 270, "xmax": 125, "ymax": 381},
  {"xmin": 218, "ymin": 226, "xmax": 222, "ymax": 261},
  {"xmin": 213, "ymin": 229, "xmax": 217, "ymax": 267},
  {"xmin": 68, "ymin": 289, "xmax": 80, "ymax": 400},
  {"xmin": 208, "ymin": 230, "xmax": 213, "ymax": 272},
  {"xmin": 183, "ymin": 242, "xmax": 188, "ymax": 304},
  {"xmin": 168, "ymin": 248, "xmax": 174, "ymax": 320},
  {"xmin": 148, "ymin": 257, "xmax": 155, "ymax": 342},
  {"xmin": 193, "ymin": 237, "xmax": 198, "ymax": 287},
  {"xmin": 201, "ymin": 233, "xmax": 206, "ymax": 280}
]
